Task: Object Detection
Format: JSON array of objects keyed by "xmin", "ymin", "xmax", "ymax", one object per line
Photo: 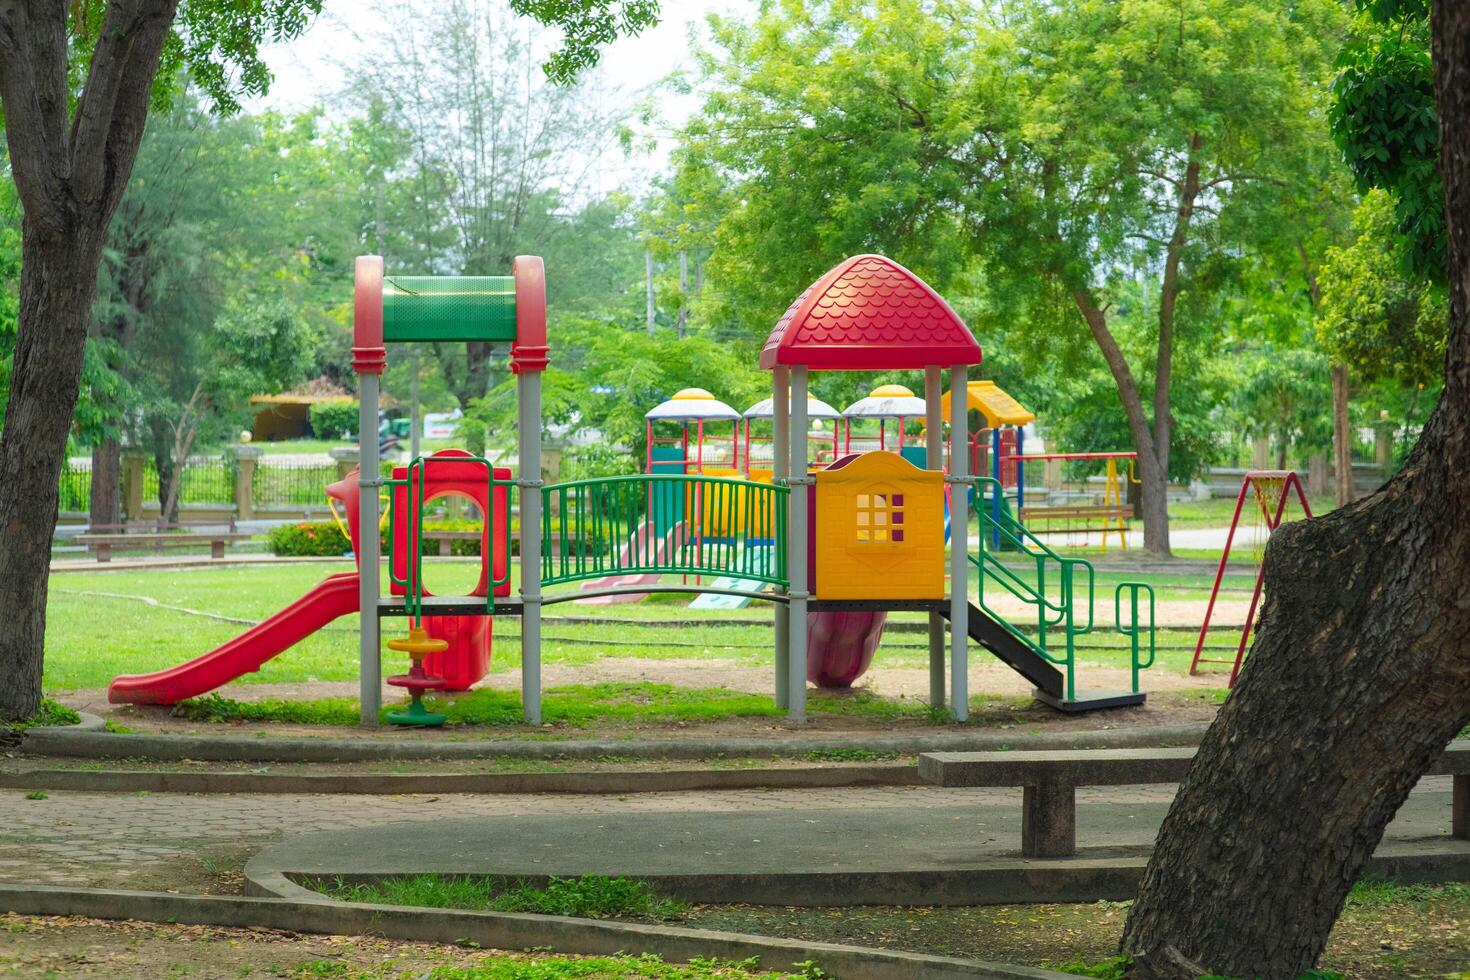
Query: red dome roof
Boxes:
[{"xmin": 759, "ymin": 255, "xmax": 981, "ymax": 371}]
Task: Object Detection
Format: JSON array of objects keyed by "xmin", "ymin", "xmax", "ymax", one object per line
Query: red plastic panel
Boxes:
[{"xmin": 422, "ymin": 613, "xmax": 493, "ymax": 690}]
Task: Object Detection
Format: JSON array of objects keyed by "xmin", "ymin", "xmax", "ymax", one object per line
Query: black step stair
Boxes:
[{"xmin": 942, "ymin": 602, "xmax": 1146, "ymax": 712}]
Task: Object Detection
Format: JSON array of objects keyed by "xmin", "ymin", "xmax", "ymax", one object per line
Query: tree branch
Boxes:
[{"xmin": 0, "ymin": 1, "xmax": 69, "ymax": 232}]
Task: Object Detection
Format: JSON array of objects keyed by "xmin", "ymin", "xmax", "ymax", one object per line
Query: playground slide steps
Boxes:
[{"xmin": 947, "ymin": 602, "xmax": 1144, "ymax": 714}]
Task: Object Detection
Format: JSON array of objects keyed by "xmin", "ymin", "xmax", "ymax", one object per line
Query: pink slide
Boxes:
[
  {"xmin": 807, "ymin": 610, "xmax": 887, "ymax": 689},
  {"xmin": 107, "ymin": 572, "xmax": 361, "ymax": 705},
  {"xmin": 578, "ymin": 522, "xmax": 689, "ymax": 605}
]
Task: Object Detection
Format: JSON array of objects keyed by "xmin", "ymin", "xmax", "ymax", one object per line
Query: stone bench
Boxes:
[
  {"xmin": 74, "ymin": 531, "xmax": 252, "ymax": 562},
  {"xmin": 919, "ymin": 744, "xmax": 1470, "ymax": 858},
  {"xmin": 421, "ymin": 530, "xmax": 481, "ymax": 557}
]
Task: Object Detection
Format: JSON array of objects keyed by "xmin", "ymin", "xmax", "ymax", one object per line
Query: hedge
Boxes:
[{"xmin": 266, "ymin": 519, "xmax": 498, "ymax": 557}]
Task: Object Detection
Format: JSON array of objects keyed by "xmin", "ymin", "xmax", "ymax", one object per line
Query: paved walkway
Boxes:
[
  {"xmin": 2, "ymin": 779, "xmax": 1462, "ymax": 899},
  {"xmin": 0, "ymin": 784, "xmax": 1087, "ymax": 890}
]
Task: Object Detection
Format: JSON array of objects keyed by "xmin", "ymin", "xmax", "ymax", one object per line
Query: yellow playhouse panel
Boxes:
[
  {"xmin": 938, "ymin": 380, "xmax": 1035, "ymax": 428},
  {"xmin": 686, "ymin": 468, "xmax": 778, "ymax": 538},
  {"xmin": 815, "ymin": 451, "xmax": 944, "ymax": 600}
]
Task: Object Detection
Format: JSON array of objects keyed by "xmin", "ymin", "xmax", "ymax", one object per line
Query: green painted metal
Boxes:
[
  {"xmin": 540, "ymin": 474, "xmax": 789, "ymax": 589},
  {"xmin": 386, "ymin": 695, "xmax": 446, "ymax": 727},
  {"xmin": 382, "ymin": 276, "xmax": 517, "ymax": 344},
  {"xmin": 971, "ymin": 477, "xmax": 1098, "ymax": 702},
  {"xmin": 384, "ymin": 455, "xmax": 515, "ymax": 622},
  {"xmin": 1114, "ymin": 581, "xmax": 1156, "ymax": 694}
]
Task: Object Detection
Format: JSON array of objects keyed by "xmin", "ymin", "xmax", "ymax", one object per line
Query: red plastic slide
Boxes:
[
  {"xmin": 806, "ymin": 610, "xmax": 887, "ymax": 689},
  {"xmin": 107, "ymin": 572, "xmax": 361, "ymax": 705}
]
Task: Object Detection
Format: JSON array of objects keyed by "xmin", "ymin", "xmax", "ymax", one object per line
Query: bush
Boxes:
[
  {"xmin": 265, "ymin": 518, "xmax": 499, "ymax": 557},
  {"xmin": 11, "ymin": 698, "xmax": 81, "ymax": 731},
  {"xmin": 308, "ymin": 401, "xmax": 359, "ymax": 439},
  {"xmin": 266, "ymin": 521, "xmax": 351, "ymax": 557}
]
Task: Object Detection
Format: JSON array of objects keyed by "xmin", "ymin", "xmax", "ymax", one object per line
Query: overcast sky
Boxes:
[{"xmin": 245, "ymin": 1, "xmax": 742, "ymax": 196}]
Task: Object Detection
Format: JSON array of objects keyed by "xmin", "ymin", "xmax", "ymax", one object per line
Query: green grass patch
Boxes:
[
  {"xmin": 1055, "ymin": 956, "xmax": 1344, "ymax": 980},
  {"xmin": 1347, "ymin": 878, "xmax": 1470, "ymax": 909},
  {"xmin": 10, "ymin": 697, "xmax": 81, "ymax": 730},
  {"xmin": 806, "ymin": 747, "xmax": 901, "ymax": 762},
  {"xmin": 169, "ymin": 683, "xmax": 1021, "ymax": 730},
  {"xmin": 314, "ymin": 873, "xmax": 687, "ymax": 922},
  {"xmin": 172, "ymin": 692, "xmax": 360, "ymax": 726},
  {"xmin": 23, "ymin": 791, "xmax": 47, "ymax": 801}
]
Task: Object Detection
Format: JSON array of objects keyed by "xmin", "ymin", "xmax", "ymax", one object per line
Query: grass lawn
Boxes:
[
  {"xmin": 43, "ymin": 560, "xmax": 1251, "ymax": 699},
  {"xmin": 1163, "ymin": 493, "xmax": 1336, "ymax": 528},
  {"xmin": 311, "ymin": 875, "xmax": 1470, "ymax": 979}
]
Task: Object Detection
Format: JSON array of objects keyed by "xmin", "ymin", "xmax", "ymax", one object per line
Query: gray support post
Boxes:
[
  {"xmin": 949, "ymin": 364, "xmax": 970, "ymax": 720},
  {"xmin": 409, "ymin": 348, "xmax": 422, "ymax": 461},
  {"xmin": 788, "ymin": 366, "xmax": 810, "ymax": 721},
  {"xmin": 358, "ymin": 372, "xmax": 382, "ymax": 726},
  {"xmin": 924, "ymin": 365, "xmax": 945, "ymax": 710},
  {"xmin": 772, "ymin": 366, "xmax": 791, "ymax": 709},
  {"xmin": 518, "ymin": 369, "xmax": 544, "ymax": 724}
]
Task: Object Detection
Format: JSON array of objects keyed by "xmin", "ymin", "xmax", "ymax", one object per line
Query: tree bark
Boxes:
[
  {"xmin": 1332, "ymin": 362, "xmax": 1355, "ymax": 507},
  {"xmin": 88, "ymin": 438, "xmax": 121, "ymax": 528},
  {"xmin": 1120, "ymin": 3, "xmax": 1470, "ymax": 975},
  {"xmin": 0, "ymin": 0, "xmax": 180, "ymax": 719},
  {"xmin": 1074, "ymin": 291, "xmax": 1172, "ymax": 555}
]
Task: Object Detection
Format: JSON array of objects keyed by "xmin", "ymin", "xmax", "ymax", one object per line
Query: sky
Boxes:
[{"xmin": 245, "ymin": 1, "xmax": 742, "ymax": 196}]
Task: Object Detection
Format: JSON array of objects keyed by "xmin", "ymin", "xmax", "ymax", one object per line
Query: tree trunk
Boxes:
[
  {"xmin": 1074, "ymin": 291, "xmax": 1172, "ymax": 555},
  {"xmin": 1306, "ymin": 454, "xmax": 1328, "ymax": 498},
  {"xmin": 1332, "ymin": 362, "xmax": 1355, "ymax": 507},
  {"xmin": 1120, "ymin": 4, "xmax": 1470, "ymax": 975},
  {"xmin": 88, "ymin": 438, "xmax": 121, "ymax": 528},
  {"xmin": 0, "ymin": 224, "xmax": 104, "ymax": 719}
]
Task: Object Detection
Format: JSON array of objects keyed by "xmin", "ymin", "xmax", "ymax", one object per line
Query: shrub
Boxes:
[
  {"xmin": 11, "ymin": 698, "xmax": 81, "ymax": 730},
  {"xmin": 308, "ymin": 401, "xmax": 359, "ymax": 439},
  {"xmin": 266, "ymin": 521, "xmax": 351, "ymax": 557},
  {"xmin": 266, "ymin": 518, "xmax": 493, "ymax": 557}
]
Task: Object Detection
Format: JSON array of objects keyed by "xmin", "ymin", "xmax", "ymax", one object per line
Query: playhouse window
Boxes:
[{"xmin": 855, "ymin": 491, "xmax": 905, "ymax": 543}]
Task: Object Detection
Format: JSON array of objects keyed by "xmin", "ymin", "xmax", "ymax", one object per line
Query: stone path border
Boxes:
[
  {"xmin": 21, "ymin": 721, "xmax": 1212, "ymax": 764},
  {"xmin": 0, "ymin": 883, "xmax": 1069, "ymax": 980},
  {"xmin": 0, "ymin": 764, "xmax": 921, "ymax": 796}
]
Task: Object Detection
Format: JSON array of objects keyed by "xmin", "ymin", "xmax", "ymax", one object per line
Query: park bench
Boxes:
[
  {"xmin": 1017, "ymin": 505, "xmax": 1133, "ymax": 535},
  {"xmin": 74, "ymin": 521, "xmax": 250, "ymax": 562},
  {"xmin": 421, "ymin": 529, "xmax": 482, "ymax": 556},
  {"xmin": 919, "ymin": 744, "xmax": 1470, "ymax": 859}
]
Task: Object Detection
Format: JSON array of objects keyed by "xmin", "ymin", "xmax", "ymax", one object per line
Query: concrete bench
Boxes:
[
  {"xmin": 919, "ymin": 744, "xmax": 1470, "ymax": 859},
  {"xmin": 421, "ymin": 530, "xmax": 481, "ymax": 557},
  {"xmin": 74, "ymin": 531, "xmax": 251, "ymax": 562}
]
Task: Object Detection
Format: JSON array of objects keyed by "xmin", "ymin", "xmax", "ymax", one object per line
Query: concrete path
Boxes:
[{"xmin": 6, "ymin": 777, "xmax": 1463, "ymax": 905}]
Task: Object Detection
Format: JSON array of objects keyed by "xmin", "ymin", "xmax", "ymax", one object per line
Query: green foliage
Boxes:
[
  {"xmin": 10, "ymin": 698, "xmax": 81, "ymax": 731},
  {"xmin": 320, "ymin": 873, "xmax": 685, "ymax": 921},
  {"xmin": 1317, "ymin": 189, "xmax": 1447, "ymax": 387},
  {"xmin": 23, "ymin": 791, "xmax": 47, "ymax": 801},
  {"xmin": 806, "ymin": 748, "xmax": 900, "ymax": 762},
  {"xmin": 265, "ymin": 521, "xmax": 351, "ymax": 558},
  {"xmin": 1328, "ymin": 5, "xmax": 1442, "ymax": 279},
  {"xmin": 1346, "ymin": 877, "xmax": 1470, "ymax": 909},
  {"xmin": 308, "ymin": 402, "xmax": 359, "ymax": 440},
  {"xmin": 509, "ymin": 0, "xmax": 662, "ymax": 84}
]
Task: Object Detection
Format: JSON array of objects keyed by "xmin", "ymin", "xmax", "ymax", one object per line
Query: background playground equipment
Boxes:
[
  {"xmin": 644, "ymin": 388, "xmax": 742, "ymax": 475},
  {"xmin": 1190, "ymin": 470, "xmax": 1313, "ymax": 687},
  {"xmin": 108, "ymin": 251, "xmax": 1156, "ymax": 725},
  {"xmin": 841, "ymin": 384, "xmax": 929, "ymax": 466},
  {"xmin": 741, "ymin": 394, "xmax": 842, "ymax": 472},
  {"xmin": 1018, "ymin": 451, "xmax": 1138, "ymax": 551}
]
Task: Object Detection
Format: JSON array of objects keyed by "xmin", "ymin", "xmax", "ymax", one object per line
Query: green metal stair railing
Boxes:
[
  {"xmin": 541, "ymin": 474, "xmax": 789, "ymax": 589},
  {"xmin": 970, "ymin": 478, "xmax": 1158, "ymax": 700}
]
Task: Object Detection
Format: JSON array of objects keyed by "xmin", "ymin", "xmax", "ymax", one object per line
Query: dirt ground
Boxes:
[
  {"xmin": 64, "ymin": 657, "xmax": 1225, "ymax": 740},
  {"xmin": 0, "ymin": 915, "xmax": 775, "ymax": 979}
]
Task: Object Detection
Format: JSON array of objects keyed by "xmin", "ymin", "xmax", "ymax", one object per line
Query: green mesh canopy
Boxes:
[{"xmin": 382, "ymin": 276, "xmax": 517, "ymax": 343}]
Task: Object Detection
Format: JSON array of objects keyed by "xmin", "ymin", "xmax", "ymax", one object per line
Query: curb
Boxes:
[
  {"xmin": 0, "ymin": 883, "xmax": 1069, "ymax": 980},
  {"xmin": 19, "ymin": 722, "xmax": 1212, "ymax": 764},
  {"xmin": 23, "ymin": 711, "xmax": 105, "ymax": 735},
  {"xmin": 0, "ymin": 763, "xmax": 921, "ymax": 796}
]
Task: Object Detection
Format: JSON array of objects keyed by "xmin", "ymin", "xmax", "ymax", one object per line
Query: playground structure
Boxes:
[
  {"xmin": 109, "ymin": 252, "xmax": 1156, "ymax": 723},
  {"xmin": 1190, "ymin": 469, "xmax": 1313, "ymax": 687}
]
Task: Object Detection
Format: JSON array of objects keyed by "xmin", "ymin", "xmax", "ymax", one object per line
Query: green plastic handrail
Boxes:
[
  {"xmin": 1114, "ymin": 581, "xmax": 1157, "ymax": 694},
  {"xmin": 540, "ymin": 474, "xmax": 789, "ymax": 588}
]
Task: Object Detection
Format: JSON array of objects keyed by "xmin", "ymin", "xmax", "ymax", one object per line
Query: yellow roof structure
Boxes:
[{"xmin": 939, "ymin": 380, "xmax": 1035, "ymax": 428}]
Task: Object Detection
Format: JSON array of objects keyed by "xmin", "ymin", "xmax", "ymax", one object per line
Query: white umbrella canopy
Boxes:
[
  {"xmin": 842, "ymin": 384, "xmax": 929, "ymax": 419},
  {"xmin": 645, "ymin": 388, "xmax": 743, "ymax": 421},
  {"xmin": 743, "ymin": 395, "xmax": 842, "ymax": 419}
]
